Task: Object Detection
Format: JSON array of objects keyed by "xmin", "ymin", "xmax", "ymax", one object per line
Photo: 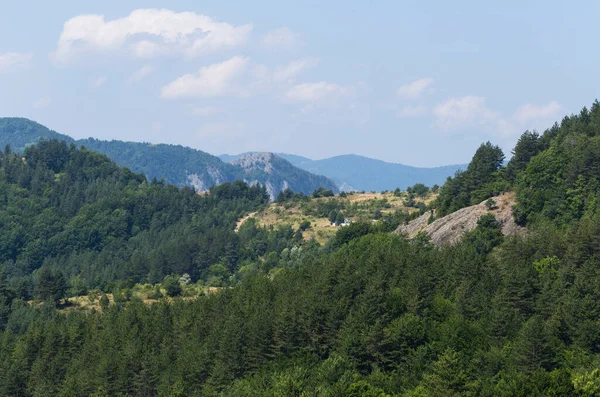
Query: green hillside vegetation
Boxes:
[
  {"xmin": 0, "ymin": 139, "xmax": 324, "ymax": 296},
  {"xmin": 1, "ymin": 102, "xmax": 600, "ymax": 395},
  {"xmin": 0, "ymin": 118, "xmax": 337, "ymax": 196},
  {"xmin": 239, "ymin": 189, "xmax": 435, "ymax": 245},
  {"xmin": 78, "ymin": 137, "xmax": 243, "ymax": 190}
]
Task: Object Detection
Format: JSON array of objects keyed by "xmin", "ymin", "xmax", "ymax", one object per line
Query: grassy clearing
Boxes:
[
  {"xmin": 56, "ymin": 284, "xmax": 222, "ymax": 314},
  {"xmin": 237, "ymin": 191, "xmax": 436, "ymax": 245}
]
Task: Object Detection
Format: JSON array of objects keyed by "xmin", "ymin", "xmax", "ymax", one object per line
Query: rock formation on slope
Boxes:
[
  {"xmin": 231, "ymin": 152, "xmax": 338, "ymax": 200},
  {"xmin": 395, "ymin": 192, "xmax": 524, "ymax": 246}
]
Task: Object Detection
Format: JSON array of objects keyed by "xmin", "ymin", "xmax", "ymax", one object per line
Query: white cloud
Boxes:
[
  {"xmin": 163, "ymin": 56, "xmax": 320, "ymax": 100},
  {"xmin": 433, "ymin": 96, "xmax": 496, "ymax": 129},
  {"xmin": 91, "ymin": 76, "xmax": 107, "ymax": 89},
  {"xmin": 32, "ymin": 97, "xmax": 51, "ymax": 109},
  {"xmin": 433, "ymin": 96, "xmax": 562, "ymax": 138},
  {"xmin": 272, "ymin": 58, "xmax": 319, "ymax": 83},
  {"xmin": 161, "ymin": 56, "xmax": 249, "ymax": 99},
  {"xmin": 514, "ymin": 101, "xmax": 561, "ymax": 123},
  {"xmin": 53, "ymin": 9, "xmax": 252, "ymax": 64},
  {"xmin": 262, "ymin": 27, "xmax": 301, "ymax": 49},
  {"xmin": 0, "ymin": 52, "xmax": 33, "ymax": 72},
  {"xmin": 285, "ymin": 81, "xmax": 352, "ymax": 103},
  {"xmin": 396, "ymin": 78, "xmax": 434, "ymax": 99},
  {"xmin": 397, "ymin": 105, "xmax": 427, "ymax": 118},
  {"xmin": 187, "ymin": 105, "xmax": 222, "ymax": 116},
  {"xmin": 127, "ymin": 65, "xmax": 156, "ymax": 84}
]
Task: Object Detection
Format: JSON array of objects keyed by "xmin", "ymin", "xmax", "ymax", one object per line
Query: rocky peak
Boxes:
[{"xmin": 231, "ymin": 152, "xmax": 276, "ymax": 174}]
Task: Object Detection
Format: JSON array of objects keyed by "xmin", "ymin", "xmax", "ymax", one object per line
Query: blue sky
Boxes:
[{"xmin": 0, "ymin": 1, "xmax": 598, "ymax": 166}]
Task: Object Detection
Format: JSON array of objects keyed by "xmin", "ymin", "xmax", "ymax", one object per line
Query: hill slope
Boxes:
[
  {"xmin": 232, "ymin": 152, "xmax": 338, "ymax": 200},
  {"xmin": 396, "ymin": 192, "xmax": 524, "ymax": 245},
  {"xmin": 5, "ymin": 103, "xmax": 600, "ymax": 395},
  {"xmin": 221, "ymin": 152, "xmax": 466, "ymax": 192},
  {"xmin": 0, "ymin": 118, "xmax": 336, "ymax": 196}
]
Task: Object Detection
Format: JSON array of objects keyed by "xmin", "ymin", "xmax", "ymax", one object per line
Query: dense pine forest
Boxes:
[{"xmin": 2, "ymin": 102, "xmax": 600, "ymax": 395}]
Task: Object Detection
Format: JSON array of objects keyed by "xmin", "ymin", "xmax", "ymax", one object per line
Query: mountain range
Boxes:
[
  {"xmin": 0, "ymin": 117, "xmax": 465, "ymax": 196},
  {"xmin": 221, "ymin": 152, "xmax": 466, "ymax": 192},
  {"xmin": 0, "ymin": 118, "xmax": 337, "ymax": 199}
]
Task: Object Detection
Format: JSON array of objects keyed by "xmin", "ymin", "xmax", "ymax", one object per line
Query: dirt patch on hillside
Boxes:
[{"xmin": 395, "ymin": 192, "xmax": 524, "ymax": 246}]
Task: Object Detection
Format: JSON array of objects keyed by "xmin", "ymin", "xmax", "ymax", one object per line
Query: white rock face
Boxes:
[
  {"xmin": 231, "ymin": 152, "xmax": 275, "ymax": 174},
  {"xmin": 339, "ymin": 182, "xmax": 357, "ymax": 192},
  {"xmin": 395, "ymin": 192, "xmax": 524, "ymax": 246},
  {"xmin": 186, "ymin": 173, "xmax": 207, "ymax": 191}
]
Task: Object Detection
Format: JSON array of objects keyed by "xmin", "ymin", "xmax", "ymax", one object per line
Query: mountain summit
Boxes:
[{"xmin": 230, "ymin": 152, "xmax": 338, "ymax": 199}]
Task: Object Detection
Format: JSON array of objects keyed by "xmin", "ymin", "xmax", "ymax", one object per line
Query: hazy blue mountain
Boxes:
[
  {"xmin": 0, "ymin": 118, "xmax": 338, "ymax": 196},
  {"xmin": 220, "ymin": 152, "xmax": 466, "ymax": 192},
  {"xmin": 0, "ymin": 118, "xmax": 75, "ymax": 151}
]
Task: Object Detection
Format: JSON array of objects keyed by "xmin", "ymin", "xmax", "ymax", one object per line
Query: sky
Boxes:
[{"xmin": 0, "ymin": 1, "xmax": 598, "ymax": 167}]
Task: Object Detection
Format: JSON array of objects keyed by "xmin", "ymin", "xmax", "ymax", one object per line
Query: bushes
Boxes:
[{"xmin": 162, "ymin": 275, "xmax": 182, "ymax": 297}]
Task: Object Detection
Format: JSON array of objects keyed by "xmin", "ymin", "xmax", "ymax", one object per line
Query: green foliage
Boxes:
[
  {"xmin": 313, "ymin": 187, "xmax": 335, "ymax": 198},
  {"xmin": 513, "ymin": 105, "xmax": 600, "ymax": 225},
  {"xmin": 3, "ymin": 102, "xmax": 600, "ymax": 395},
  {"xmin": 573, "ymin": 368, "xmax": 600, "ymax": 396},
  {"xmin": 34, "ymin": 268, "xmax": 66, "ymax": 305},
  {"xmin": 0, "ymin": 140, "xmax": 279, "ymax": 291},
  {"xmin": 408, "ymin": 183, "xmax": 430, "ymax": 198},
  {"xmin": 435, "ymin": 142, "xmax": 506, "ymax": 216},
  {"xmin": 485, "ymin": 198, "xmax": 498, "ymax": 210},
  {"xmin": 506, "ymin": 130, "xmax": 542, "ymax": 183},
  {"xmin": 162, "ymin": 275, "xmax": 182, "ymax": 297},
  {"xmin": 298, "ymin": 220, "xmax": 312, "ymax": 231},
  {"xmin": 99, "ymin": 294, "xmax": 109, "ymax": 310}
]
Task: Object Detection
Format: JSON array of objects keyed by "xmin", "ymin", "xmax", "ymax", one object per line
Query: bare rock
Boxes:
[{"xmin": 395, "ymin": 192, "xmax": 524, "ymax": 246}]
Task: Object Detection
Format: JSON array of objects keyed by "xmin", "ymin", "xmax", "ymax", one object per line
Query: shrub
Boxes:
[{"xmin": 162, "ymin": 275, "xmax": 182, "ymax": 297}]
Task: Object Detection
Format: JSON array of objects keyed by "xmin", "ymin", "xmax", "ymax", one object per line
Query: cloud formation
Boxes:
[
  {"xmin": 53, "ymin": 9, "xmax": 252, "ymax": 64},
  {"xmin": 262, "ymin": 27, "xmax": 301, "ymax": 49},
  {"xmin": 0, "ymin": 52, "xmax": 33, "ymax": 73},
  {"xmin": 514, "ymin": 101, "xmax": 561, "ymax": 123},
  {"xmin": 272, "ymin": 58, "xmax": 319, "ymax": 83},
  {"xmin": 162, "ymin": 56, "xmax": 321, "ymax": 100},
  {"xmin": 161, "ymin": 56, "xmax": 249, "ymax": 99},
  {"xmin": 433, "ymin": 96, "xmax": 562, "ymax": 138},
  {"xmin": 433, "ymin": 96, "xmax": 496, "ymax": 129},
  {"xmin": 127, "ymin": 65, "xmax": 156, "ymax": 84},
  {"xmin": 285, "ymin": 82, "xmax": 352, "ymax": 103},
  {"xmin": 397, "ymin": 78, "xmax": 434, "ymax": 99}
]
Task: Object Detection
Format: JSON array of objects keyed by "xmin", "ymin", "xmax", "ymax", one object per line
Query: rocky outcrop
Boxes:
[
  {"xmin": 230, "ymin": 153, "xmax": 338, "ymax": 201},
  {"xmin": 231, "ymin": 152, "xmax": 276, "ymax": 174},
  {"xmin": 395, "ymin": 192, "xmax": 524, "ymax": 246}
]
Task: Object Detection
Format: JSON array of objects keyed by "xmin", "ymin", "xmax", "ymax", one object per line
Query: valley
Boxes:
[{"xmin": 1, "ymin": 4, "xmax": 599, "ymax": 394}]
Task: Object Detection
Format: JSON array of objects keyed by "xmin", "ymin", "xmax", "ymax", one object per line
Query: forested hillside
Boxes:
[
  {"xmin": 2, "ymin": 102, "xmax": 600, "ymax": 395},
  {"xmin": 0, "ymin": 118, "xmax": 337, "ymax": 196},
  {"xmin": 0, "ymin": 139, "xmax": 327, "ymax": 294}
]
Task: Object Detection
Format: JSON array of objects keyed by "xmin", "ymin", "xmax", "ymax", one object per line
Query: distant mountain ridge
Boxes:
[
  {"xmin": 220, "ymin": 152, "xmax": 466, "ymax": 192},
  {"xmin": 0, "ymin": 118, "xmax": 337, "ymax": 197}
]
